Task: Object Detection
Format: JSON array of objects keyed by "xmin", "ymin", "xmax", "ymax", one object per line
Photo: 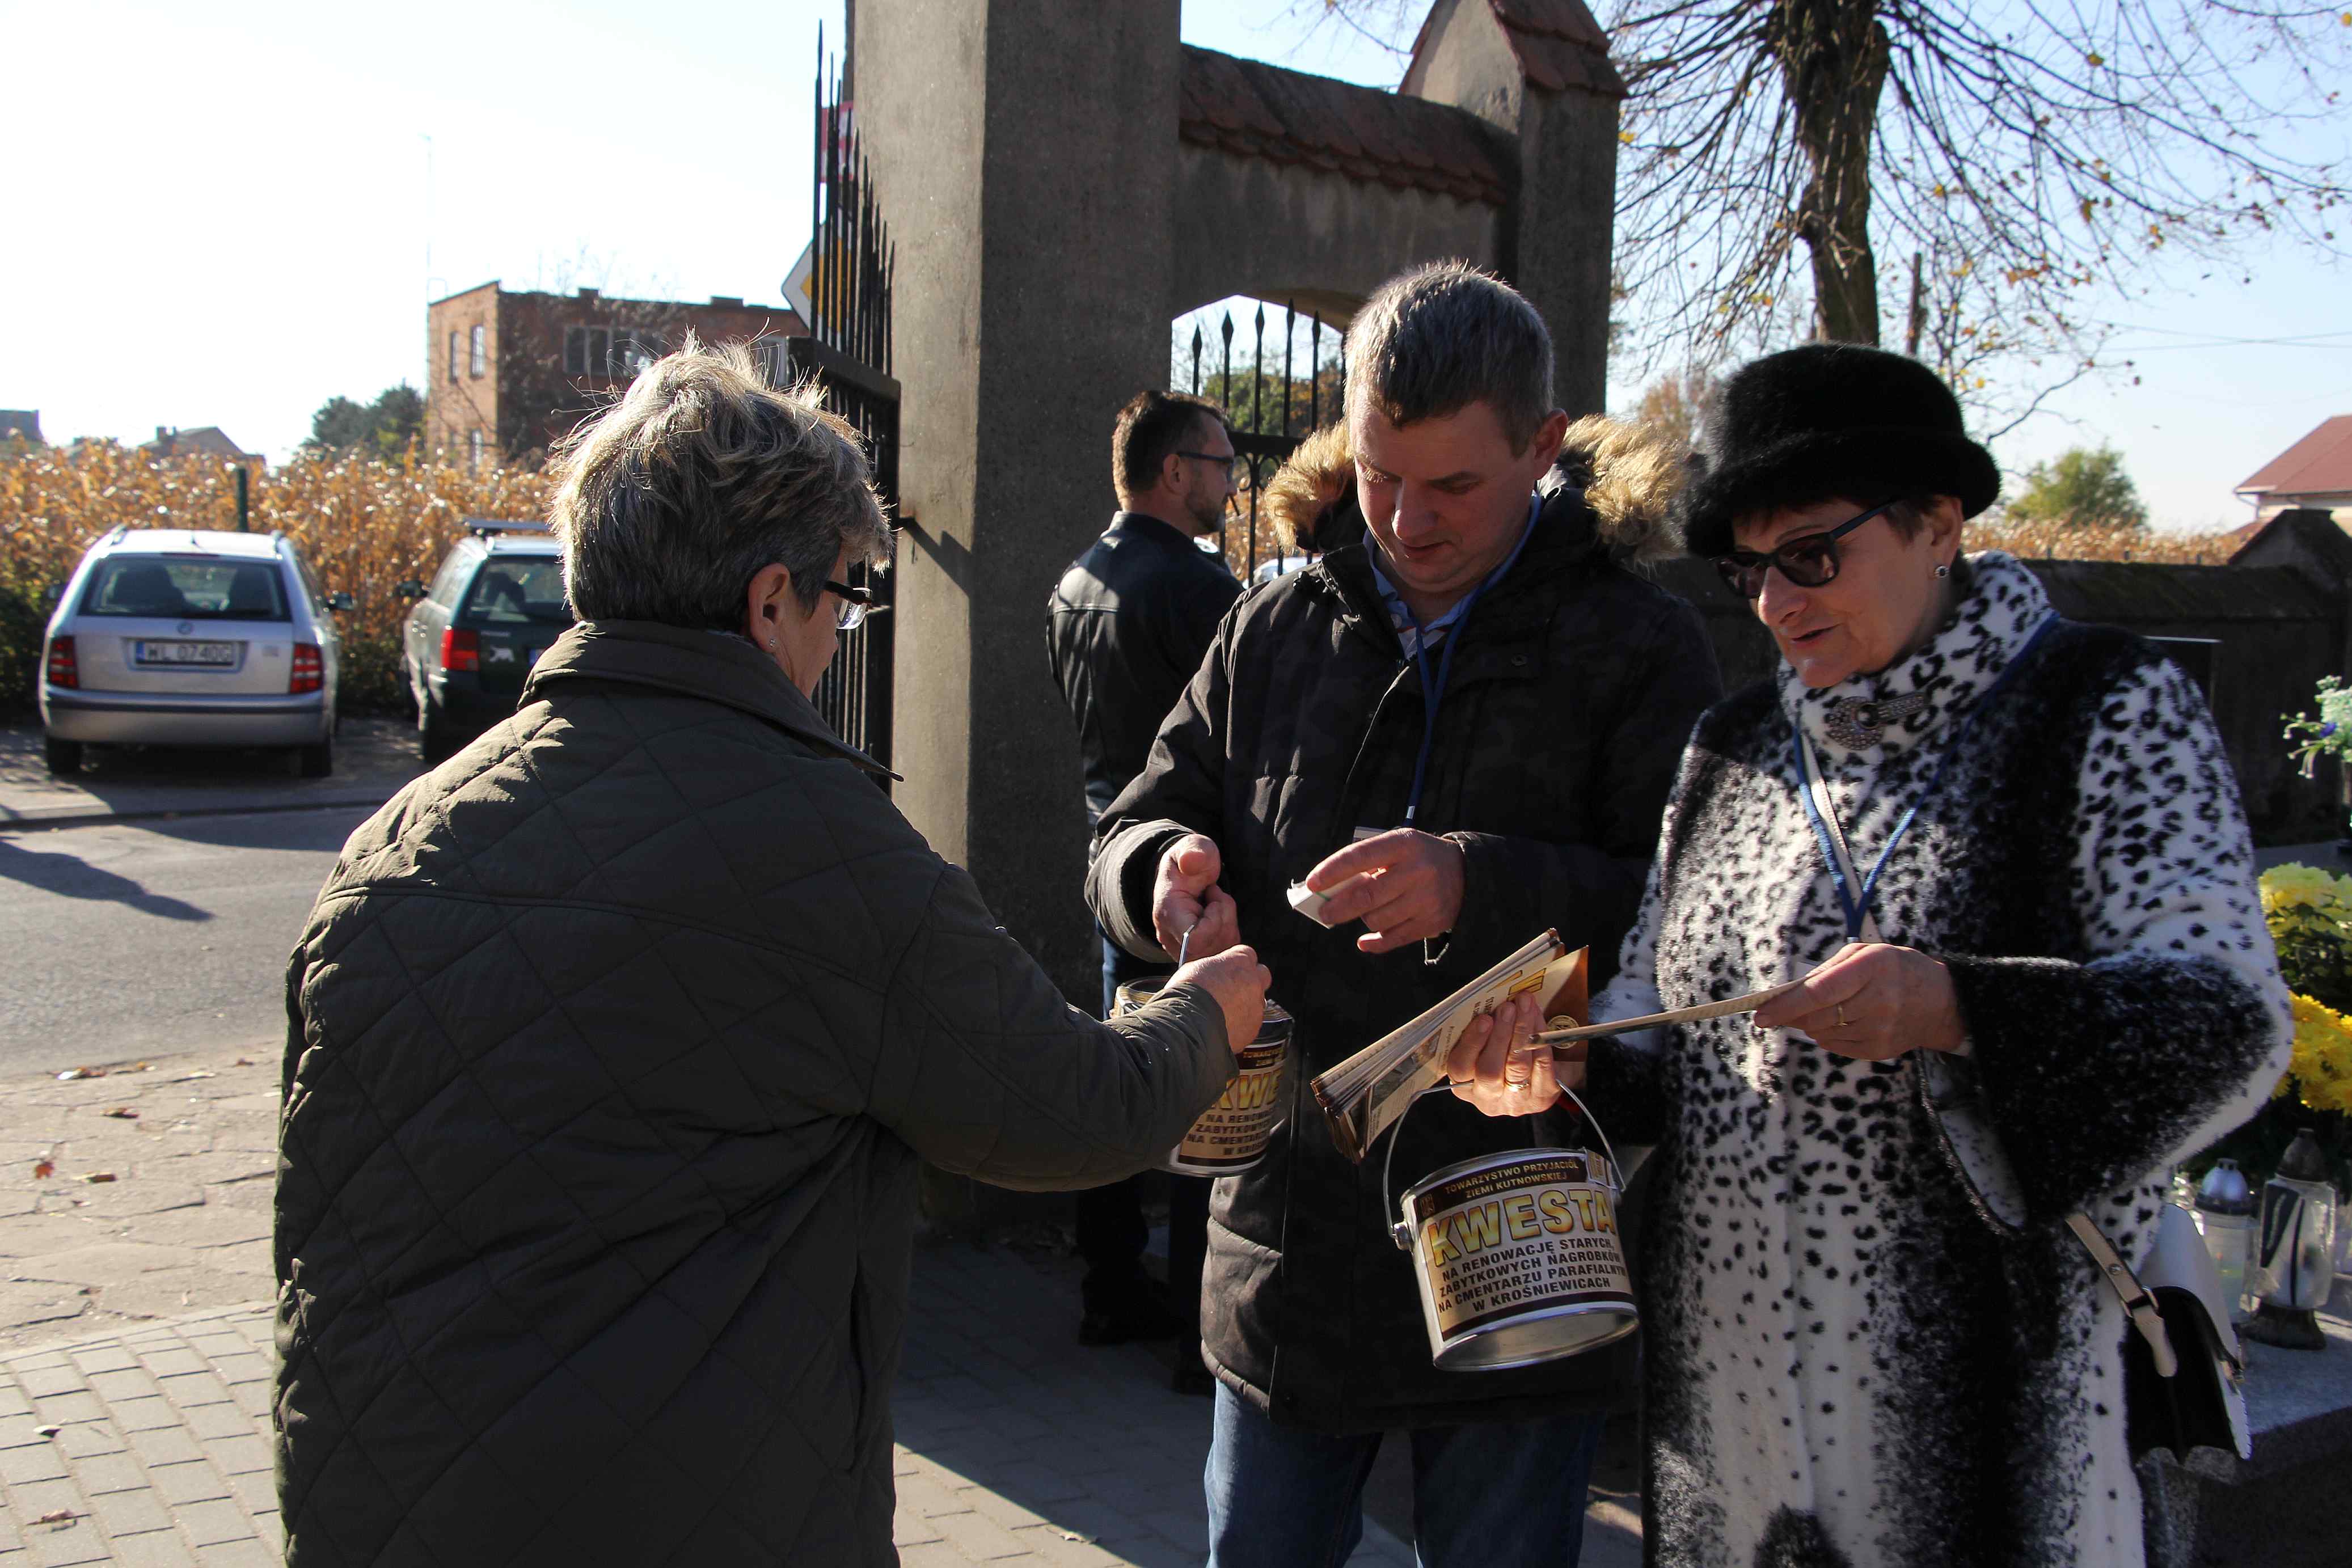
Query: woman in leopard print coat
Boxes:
[{"xmin": 1450, "ymin": 345, "xmax": 2290, "ymax": 1567}]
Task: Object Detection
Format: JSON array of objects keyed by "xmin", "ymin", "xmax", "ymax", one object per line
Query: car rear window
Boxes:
[
  {"xmin": 80, "ymin": 556, "xmax": 290, "ymax": 620},
  {"xmin": 461, "ymin": 557, "xmax": 571, "ymax": 625}
]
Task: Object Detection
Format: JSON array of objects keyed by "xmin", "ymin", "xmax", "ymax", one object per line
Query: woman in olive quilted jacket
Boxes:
[{"xmin": 273, "ymin": 343, "xmax": 1268, "ymax": 1568}]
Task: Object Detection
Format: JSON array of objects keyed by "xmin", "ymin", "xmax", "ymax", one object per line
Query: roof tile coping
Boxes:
[{"xmin": 1178, "ymin": 45, "xmax": 1511, "ymax": 206}]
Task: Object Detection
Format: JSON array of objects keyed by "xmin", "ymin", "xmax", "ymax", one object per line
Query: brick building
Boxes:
[{"xmin": 424, "ymin": 283, "xmax": 806, "ymax": 466}]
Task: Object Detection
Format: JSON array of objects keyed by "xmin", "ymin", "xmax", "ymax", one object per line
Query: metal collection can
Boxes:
[
  {"xmin": 1392, "ymin": 1146, "xmax": 1638, "ymax": 1371},
  {"xmin": 1116, "ymin": 979, "xmax": 1291, "ymax": 1177}
]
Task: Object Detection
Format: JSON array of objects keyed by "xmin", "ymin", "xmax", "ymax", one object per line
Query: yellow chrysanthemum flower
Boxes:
[
  {"xmin": 2261, "ymin": 862, "xmax": 2352, "ymax": 916},
  {"xmin": 2282, "ymin": 992, "xmax": 2352, "ymax": 1114}
]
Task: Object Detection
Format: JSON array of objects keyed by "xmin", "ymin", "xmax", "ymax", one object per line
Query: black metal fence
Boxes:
[
  {"xmin": 1181, "ymin": 301, "xmax": 1346, "ymax": 583},
  {"xmin": 795, "ymin": 38, "xmax": 900, "ymax": 774}
]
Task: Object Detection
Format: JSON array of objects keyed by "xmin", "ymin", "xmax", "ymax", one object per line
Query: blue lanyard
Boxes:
[
  {"xmin": 1794, "ymin": 613, "xmax": 2060, "ymax": 938},
  {"xmin": 1397, "ymin": 496, "xmax": 1540, "ymax": 827}
]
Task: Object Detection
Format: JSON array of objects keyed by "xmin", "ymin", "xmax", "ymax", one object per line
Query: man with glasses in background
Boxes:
[{"xmin": 1046, "ymin": 390, "xmax": 1243, "ymax": 1389}]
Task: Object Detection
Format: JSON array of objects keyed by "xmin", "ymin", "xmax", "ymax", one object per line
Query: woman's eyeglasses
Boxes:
[
  {"xmin": 1712, "ymin": 500, "xmax": 1900, "ymax": 599},
  {"xmin": 824, "ymin": 579, "xmax": 873, "ymax": 631}
]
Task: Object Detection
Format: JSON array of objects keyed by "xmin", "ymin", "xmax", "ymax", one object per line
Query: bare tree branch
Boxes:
[{"xmin": 1297, "ymin": 0, "xmax": 2351, "ymax": 423}]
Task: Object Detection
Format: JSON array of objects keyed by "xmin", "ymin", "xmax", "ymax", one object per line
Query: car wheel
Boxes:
[
  {"xmin": 43, "ymin": 736, "xmax": 83, "ymax": 777},
  {"xmin": 419, "ymin": 699, "xmax": 457, "ymax": 764},
  {"xmin": 298, "ymin": 733, "xmax": 333, "ymax": 778}
]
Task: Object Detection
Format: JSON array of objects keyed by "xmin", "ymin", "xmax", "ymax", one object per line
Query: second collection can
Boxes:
[{"xmin": 1116, "ymin": 979, "xmax": 1291, "ymax": 1176}]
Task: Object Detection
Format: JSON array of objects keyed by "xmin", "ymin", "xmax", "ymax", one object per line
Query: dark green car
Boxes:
[{"xmin": 396, "ymin": 525, "xmax": 572, "ymax": 762}]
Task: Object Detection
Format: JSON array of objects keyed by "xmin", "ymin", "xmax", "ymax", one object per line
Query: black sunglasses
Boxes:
[
  {"xmin": 1175, "ymin": 450, "xmax": 1241, "ymax": 479},
  {"xmin": 822, "ymin": 579, "xmax": 873, "ymax": 631},
  {"xmin": 1713, "ymin": 500, "xmax": 1900, "ymax": 599}
]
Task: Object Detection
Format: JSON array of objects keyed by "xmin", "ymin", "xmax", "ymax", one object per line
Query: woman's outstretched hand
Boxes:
[
  {"xmin": 1752, "ymin": 941, "xmax": 1967, "ymax": 1060},
  {"xmin": 1443, "ymin": 992, "xmax": 1585, "ymax": 1117}
]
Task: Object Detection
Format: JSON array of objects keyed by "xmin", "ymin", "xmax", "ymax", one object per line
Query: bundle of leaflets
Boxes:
[{"xmin": 1310, "ymin": 930, "xmax": 1589, "ymax": 1163}]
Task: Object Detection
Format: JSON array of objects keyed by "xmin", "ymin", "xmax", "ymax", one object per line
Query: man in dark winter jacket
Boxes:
[
  {"xmin": 275, "ymin": 342, "xmax": 1271, "ymax": 1568},
  {"xmin": 1046, "ymin": 390, "xmax": 1242, "ymax": 1376},
  {"xmin": 1088, "ymin": 264, "xmax": 1721, "ymax": 1567}
]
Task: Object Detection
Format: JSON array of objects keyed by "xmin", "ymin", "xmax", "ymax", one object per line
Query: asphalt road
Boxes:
[{"xmin": 0, "ymin": 805, "xmax": 373, "ymax": 1076}]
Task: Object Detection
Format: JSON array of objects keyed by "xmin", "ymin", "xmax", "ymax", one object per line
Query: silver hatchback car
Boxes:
[{"xmin": 39, "ymin": 527, "xmax": 349, "ymax": 777}]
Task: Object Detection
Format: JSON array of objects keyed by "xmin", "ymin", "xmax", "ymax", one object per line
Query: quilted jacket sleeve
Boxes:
[
  {"xmin": 1438, "ymin": 592, "xmax": 1721, "ymax": 988},
  {"xmin": 869, "ymin": 857, "xmax": 1237, "ymax": 1191},
  {"xmin": 1086, "ymin": 607, "xmax": 1236, "ymax": 965},
  {"xmin": 1923, "ymin": 657, "xmax": 2292, "ymax": 1231}
]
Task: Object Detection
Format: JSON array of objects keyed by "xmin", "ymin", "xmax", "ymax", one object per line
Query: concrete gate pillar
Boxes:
[
  {"xmin": 1405, "ymin": 0, "xmax": 1625, "ymax": 416},
  {"xmin": 858, "ymin": 0, "xmax": 1183, "ymax": 1009}
]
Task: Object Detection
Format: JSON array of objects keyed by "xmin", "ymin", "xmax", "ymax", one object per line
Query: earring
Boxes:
[
  {"xmin": 1935, "ymin": 563, "xmax": 1951, "ymax": 579},
  {"xmin": 767, "ymin": 637, "xmax": 779, "ymax": 650}
]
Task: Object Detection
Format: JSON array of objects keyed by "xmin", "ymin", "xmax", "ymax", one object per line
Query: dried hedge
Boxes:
[
  {"xmin": 0, "ymin": 444, "xmax": 552, "ymax": 716},
  {"xmin": 0, "ymin": 442, "xmax": 2254, "ymax": 721}
]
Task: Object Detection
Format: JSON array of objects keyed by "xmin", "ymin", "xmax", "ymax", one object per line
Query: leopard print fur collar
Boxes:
[{"xmin": 1778, "ymin": 551, "xmax": 2054, "ymax": 763}]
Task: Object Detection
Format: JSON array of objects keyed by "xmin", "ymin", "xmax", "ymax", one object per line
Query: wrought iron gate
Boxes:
[
  {"xmin": 792, "ymin": 40, "xmax": 899, "ymax": 774},
  {"xmin": 1181, "ymin": 301, "xmax": 1347, "ymax": 582}
]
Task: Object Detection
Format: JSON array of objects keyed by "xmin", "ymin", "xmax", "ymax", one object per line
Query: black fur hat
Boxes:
[{"xmin": 1678, "ymin": 343, "xmax": 2000, "ymax": 558}]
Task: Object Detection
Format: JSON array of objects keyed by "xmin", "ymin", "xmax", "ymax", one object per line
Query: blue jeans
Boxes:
[{"xmin": 1204, "ymin": 1383, "xmax": 1604, "ymax": 1568}]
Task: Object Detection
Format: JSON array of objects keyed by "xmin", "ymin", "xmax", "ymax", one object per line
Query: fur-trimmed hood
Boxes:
[{"xmin": 1261, "ymin": 415, "xmax": 1687, "ymax": 565}]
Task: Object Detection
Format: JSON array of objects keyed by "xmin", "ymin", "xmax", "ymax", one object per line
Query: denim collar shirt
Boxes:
[{"xmin": 1367, "ymin": 492, "xmax": 1543, "ymax": 660}]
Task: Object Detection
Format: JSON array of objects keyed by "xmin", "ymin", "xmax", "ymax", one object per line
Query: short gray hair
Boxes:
[
  {"xmin": 1344, "ymin": 261, "xmax": 1554, "ymax": 452},
  {"xmin": 548, "ymin": 337, "xmax": 891, "ymax": 628}
]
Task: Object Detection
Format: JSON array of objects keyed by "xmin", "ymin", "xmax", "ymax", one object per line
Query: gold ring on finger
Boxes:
[{"xmin": 1835, "ymin": 1003, "xmax": 1847, "ymax": 1028}]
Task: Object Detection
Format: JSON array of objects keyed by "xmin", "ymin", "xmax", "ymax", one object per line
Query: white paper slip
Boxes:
[
  {"xmin": 1532, "ymin": 981, "xmax": 1805, "ymax": 1043},
  {"xmin": 1287, "ymin": 872, "xmax": 1371, "ymax": 927}
]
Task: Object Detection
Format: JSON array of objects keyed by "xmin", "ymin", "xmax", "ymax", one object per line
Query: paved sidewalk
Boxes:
[
  {"xmin": 0, "ymin": 721, "xmax": 419, "ymax": 834},
  {"xmin": 0, "ymin": 1040, "xmax": 1644, "ymax": 1564}
]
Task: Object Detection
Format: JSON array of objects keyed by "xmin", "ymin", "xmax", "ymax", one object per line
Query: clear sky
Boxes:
[{"xmin": 5, "ymin": 0, "xmax": 2345, "ymax": 531}]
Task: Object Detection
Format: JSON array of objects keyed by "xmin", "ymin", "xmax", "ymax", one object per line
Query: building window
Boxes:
[
  {"xmin": 447, "ymin": 330, "xmax": 460, "ymax": 384},
  {"xmin": 564, "ymin": 325, "xmax": 663, "ymax": 380},
  {"xmin": 469, "ymin": 324, "xmax": 487, "ymax": 378},
  {"xmin": 468, "ymin": 429, "xmax": 483, "ymax": 472}
]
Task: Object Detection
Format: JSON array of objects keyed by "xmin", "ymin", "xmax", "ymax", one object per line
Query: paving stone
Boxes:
[
  {"xmin": 155, "ymin": 1371, "xmax": 233, "ymax": 1410},
  {"xmin": 205, "ymin": 1354, "xmax": 267, "ymax": 1388},
  {"xmin": 193, "ymin": 1542, "xmax": 277, "ymax": 1568},
  {"xmin": 7, "ymin": 1477, "xmax": 89, "ymax": 1523},
  {"xmin": 85, "ymin": 1485, "xmax": 172, "ymax": 1536},
  {"xmin": 64, "ymin": 1450, "xmax": 145, "ymax": 1495},
  {"xmin": 28, "ymin": 1393, "xmax": 102, "ymax": 1427},
  {"xmin": 181, "ymin": 1404, "xmax": 255, "ymax": 1443},
  {"xmin": 104, "ymin": 1396, "xmax": 182, "ymax": 1434},
  {"xmin": 11, "ymin": 1368, "xmax": 83, "ymax": 1400},
  {"xmin": 133, "ymin": 1349, "xmax": 205, "ymax": 1379},
  {"xmin": 170, "ymin": 1497, "xmax": 255, "ymax": 1548},
  {"xmin": 50, "ymin": 1423, "xmax": 123, "ymax": 1461},
  {"xmin": 142, "ymin": 1458, "xmax": 230, "ymax": 1506},
  {"xmin": 25, "ymin": 1520, "xmax": 109, "ymax": 1568},
  {"xmin": 205, "ymin": 1432, "xmax": 270, "ymax": 1476},
  {"xmin": 898, "ymin": 1544, "xmax": 987, "ymax": 1568},
  {"xmin": 86, "ymin": 1367, "xmax": 160, "ymax": 1403},
  {"xmin": 931, "ymin": 1508, "xmax": 1034, "ymax": 1561},
  {"xmin": 0, "ymin": 1440, "xmax": 69, "ymax": 1483},
  {"xmin": 105, "ymin": 1531, "xmax": 201, "ymax": 1568},
  {"xmin": 126, "ymin": 1429, "xmax": 205, "ymax": 1470},
  {"xmin": 224, "ymin": 1467, "xmax": 275, "ymax": 1515}
]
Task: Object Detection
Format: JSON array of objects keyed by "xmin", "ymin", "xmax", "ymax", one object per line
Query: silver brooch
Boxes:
[{"xmin": 1823, "ymin": 690, "xmax": 1928, "ymax": 749}]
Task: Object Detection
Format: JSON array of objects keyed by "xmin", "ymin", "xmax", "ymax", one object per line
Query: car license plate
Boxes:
[{"xmin": 135, "ymin": 640, "xmax": 238, "ymax": 667}]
